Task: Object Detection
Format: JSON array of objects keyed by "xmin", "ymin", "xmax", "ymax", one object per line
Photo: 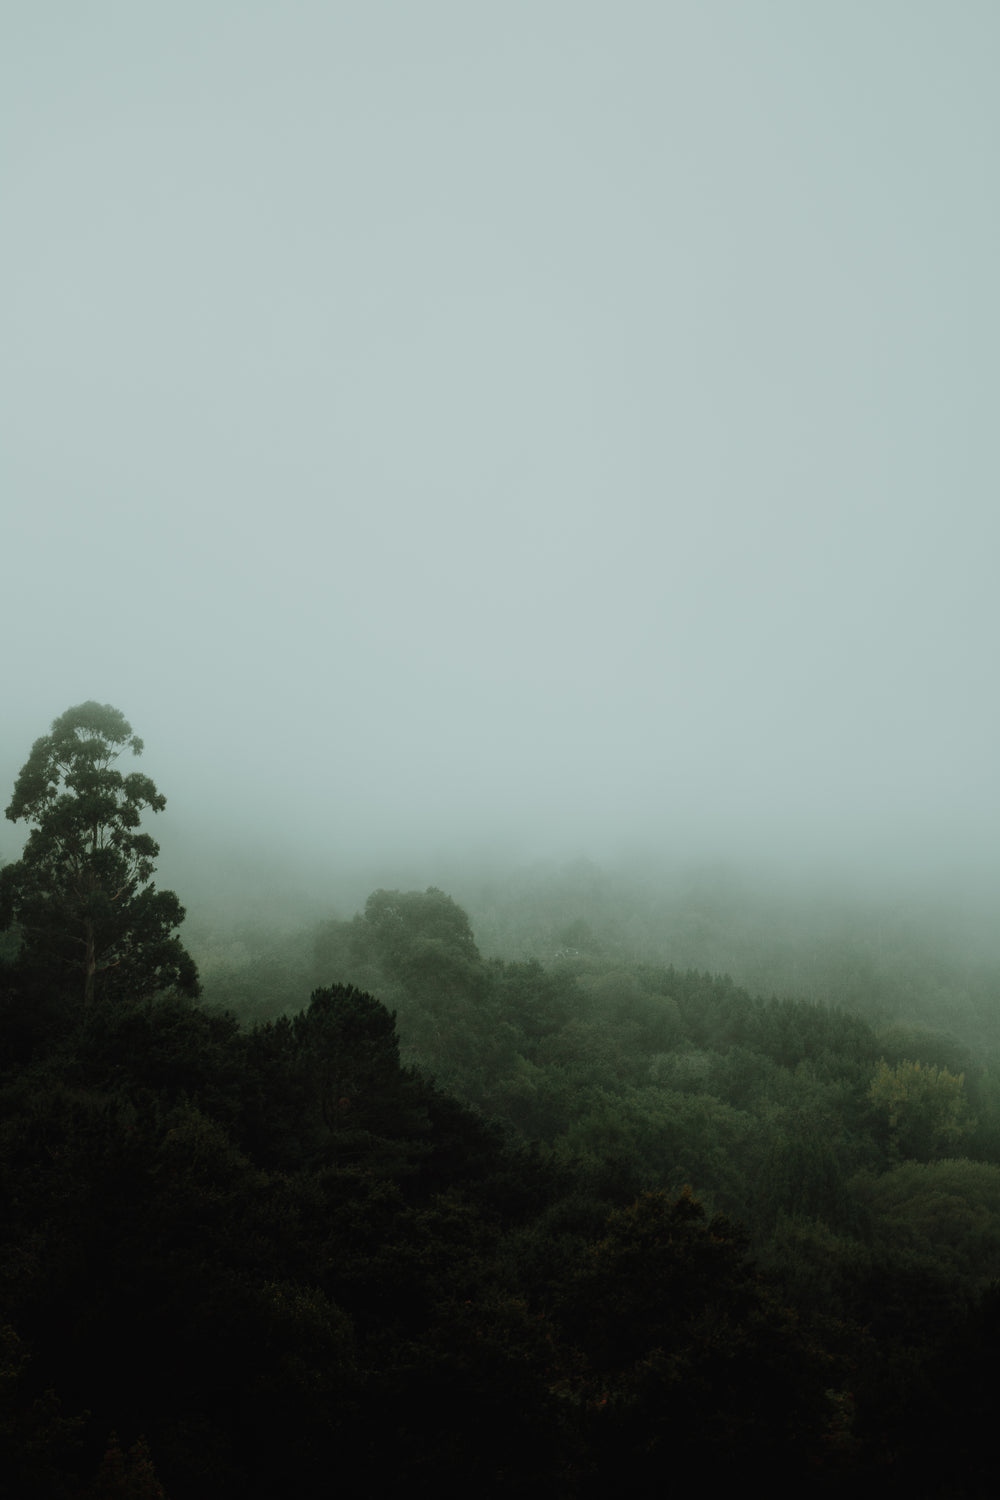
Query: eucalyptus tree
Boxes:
[{"xmin": 1, "ymin": 701, "xmax": 199, "ymax": 1005}]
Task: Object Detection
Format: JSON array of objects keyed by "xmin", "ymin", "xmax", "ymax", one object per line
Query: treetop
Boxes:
[{"xmin": 6, "ymin": 701, "xmax": 157, "ymax": 826}]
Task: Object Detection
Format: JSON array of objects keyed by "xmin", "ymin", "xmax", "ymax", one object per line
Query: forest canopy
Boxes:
[{"xmin": 4, "ymin": 713, "xmax": 1000, "ymax": 1494}]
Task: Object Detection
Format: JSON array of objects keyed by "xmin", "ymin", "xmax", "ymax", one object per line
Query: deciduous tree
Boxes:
[
  {"xmin": 868, "ymin": 1058, "xmax": 972, "ymax": 1161},
  {"xmin": 1, "ymin": 702, "xmax": 198, "ymax": 1007}
]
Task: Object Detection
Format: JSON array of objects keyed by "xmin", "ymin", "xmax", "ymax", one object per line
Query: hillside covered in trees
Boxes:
[{"xmin": 5, "ymin": 707, "xmax": 1000, "ymax": 1495}]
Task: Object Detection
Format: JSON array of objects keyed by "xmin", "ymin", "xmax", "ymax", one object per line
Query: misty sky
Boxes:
[{"xmin": 5, "ymin": 2, "xmax": 999, "ymax": 895}]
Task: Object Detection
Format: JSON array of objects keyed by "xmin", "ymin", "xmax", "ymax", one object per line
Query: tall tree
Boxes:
[{"xmin": 1, "ymin": 701, "xmax": 199, "ymax": 1006}]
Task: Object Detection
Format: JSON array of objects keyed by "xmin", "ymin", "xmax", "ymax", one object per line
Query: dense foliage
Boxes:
[{"xmin": 6, "ymin": 715, "xmax": 1000, "ymax": 1492}]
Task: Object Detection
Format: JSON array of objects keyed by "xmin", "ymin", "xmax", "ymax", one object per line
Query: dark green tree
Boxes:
[
  {"xmin": 1, "ymin": 702, "xmax": 198, "ymax": 1007},
  {"xmin": 356, "ymin": 888, "xmax": 481, "ymax": 975},
  {"xmin": 295, "ymin": 983, "xmax": 406, "ymax": 1132}
]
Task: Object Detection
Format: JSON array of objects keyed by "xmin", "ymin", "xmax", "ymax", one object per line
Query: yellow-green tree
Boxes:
[{"xmin": 868, "ymin": 1058, "xmax": 973, "ymax": 1161}]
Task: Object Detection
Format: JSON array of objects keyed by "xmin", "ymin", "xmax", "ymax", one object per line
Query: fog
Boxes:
[{"xmin": 5, "ymin": 4, "xmax": 999, "ymax": 924}]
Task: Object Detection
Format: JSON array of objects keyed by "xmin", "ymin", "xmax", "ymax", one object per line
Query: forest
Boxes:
[{"xmin": 4, "ymin": 705, "xmax": 1000, "ymax": 1496}]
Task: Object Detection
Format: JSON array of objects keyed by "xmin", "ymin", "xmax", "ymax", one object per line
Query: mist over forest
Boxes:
[
  {"xmin": 4, "ymin": 3, "xmax": 1000, "ymax": 1494},
  {"xmin": 4, "ymin": 0, "xmax": 999, "ymax": 923}
]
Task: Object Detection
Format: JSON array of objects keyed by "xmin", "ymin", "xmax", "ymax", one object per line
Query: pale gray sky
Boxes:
[{"xmin": 4, "ymin": 2, "xmax": 999, "ymax": 898}]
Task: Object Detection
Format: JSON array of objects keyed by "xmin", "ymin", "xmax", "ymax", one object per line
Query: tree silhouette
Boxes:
[{"xmin": 1, "ymin": 701, "xmax": 198, "ymax": 1006}]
